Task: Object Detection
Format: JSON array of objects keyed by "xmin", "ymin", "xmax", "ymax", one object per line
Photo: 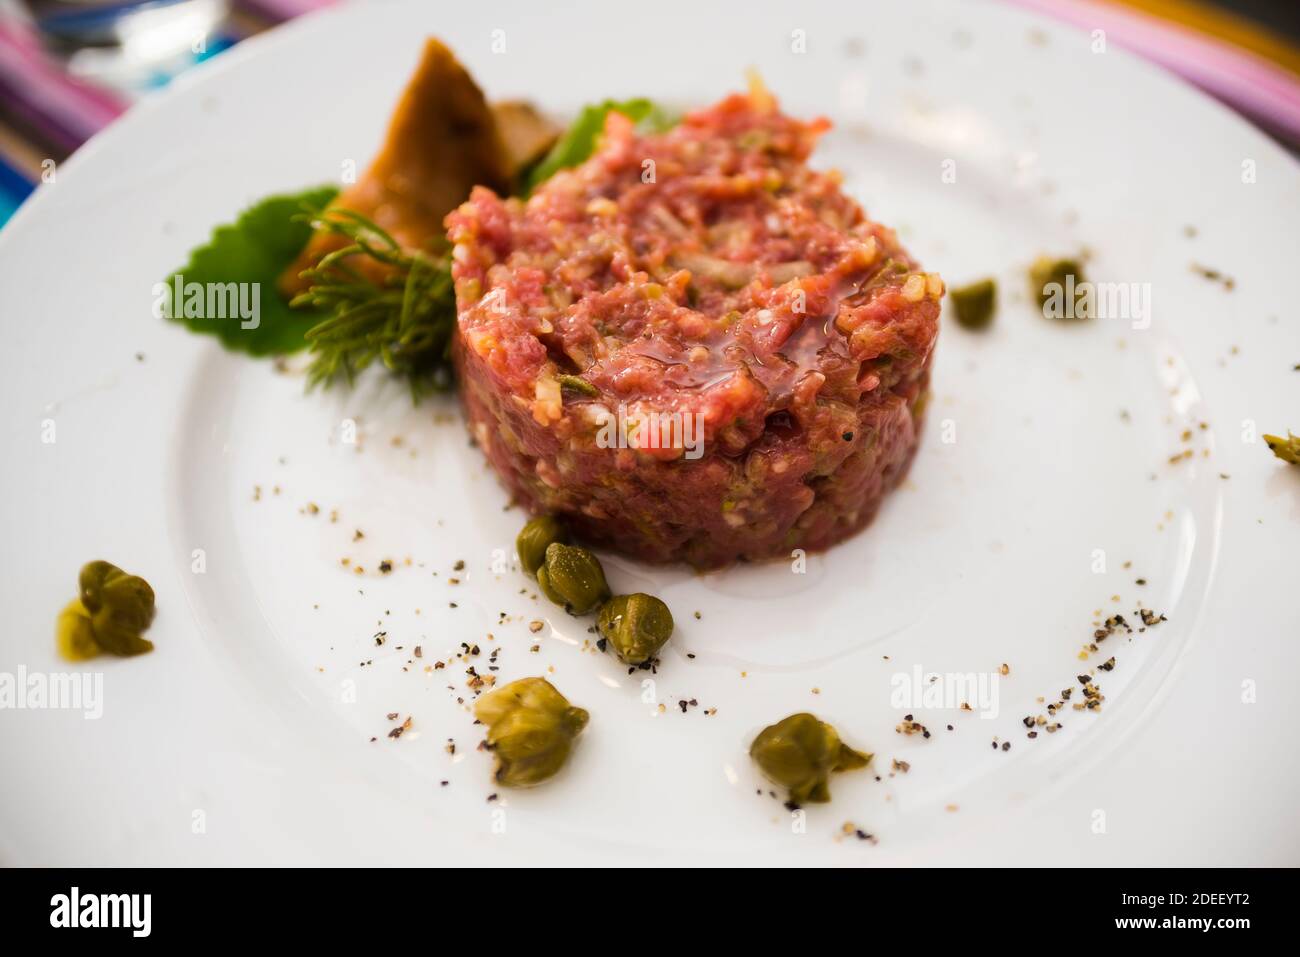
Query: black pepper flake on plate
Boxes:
[
  {"xmin": 896, "ymin": 716, "xmax": 931, "ymax": 738},
  {"xmin": 1190, "ymin": 262, "xmax": 1236, "ymax": 290}
]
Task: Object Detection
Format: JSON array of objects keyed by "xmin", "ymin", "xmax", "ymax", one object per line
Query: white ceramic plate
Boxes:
[{"xmin": 1, "ymin": 0, "xmax": 1296, "ymax": 866}]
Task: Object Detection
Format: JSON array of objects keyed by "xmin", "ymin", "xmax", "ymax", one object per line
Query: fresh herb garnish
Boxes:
[
  {"xmin": 290, "ymin": 209, "xmax": 457, "ymax": 397},
  {"xmin": 522, "ymin": 98, "xmax": 674, "ymax": 193},
  {"xmin": 161, "ymin": 186, "xmax": 337, "ymax": 355}
]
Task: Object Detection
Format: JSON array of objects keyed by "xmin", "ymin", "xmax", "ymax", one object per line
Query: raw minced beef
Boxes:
[{"xmin": 447, "ymin": 89, "xmax": 942, "ymax": 567}]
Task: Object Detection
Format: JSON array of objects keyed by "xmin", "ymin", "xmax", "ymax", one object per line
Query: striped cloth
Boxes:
[
  {"xmin": 1002, "ymin": 0, "xmax": 1300, "ymax": 143},
  {"xmin": 0, "ymin": 0, "xmax": 337, "ymax": 223}
]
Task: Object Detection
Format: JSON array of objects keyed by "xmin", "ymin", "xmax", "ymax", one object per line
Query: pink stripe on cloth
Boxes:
[
  {"xmin": 1001, "ymin": 0, "xmax": 1300, "ymax": 141},
  {"xmin": 0, "ymin": 4, "xmax": 335, "ymax": 149},
  {"xmin": 235, "ymin": 0, "xmax": 337, "ymax": 22},
  {"xmin": 0, "ymin": 21, "xmax": 126, "ymax": 146}
]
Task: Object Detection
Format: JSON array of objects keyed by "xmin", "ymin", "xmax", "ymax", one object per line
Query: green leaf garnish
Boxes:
[
  {"xmin": 160, "ymin": 186, "xmax": 338, "ymax": 356},
  {"xmin": 522, "ymin": 98, "xmax": 675, "ymax": 194}
]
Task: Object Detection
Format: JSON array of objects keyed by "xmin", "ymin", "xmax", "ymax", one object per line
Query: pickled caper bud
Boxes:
[
  {"xmin": 71, "ymin": 560, "xmax": 155, "ymax": 657},
  {"xmin": 949, "ymin": 278, "xmax": 997, "ymax": 330},
  {"xmin": 516, "ymin": 514, "xmax": 569, "ymax": 577},
  {"xmin": 597, "ymin": 593, "xmax": 674, "ymax": 664},
  {"xmin": 749, "ymin": 713, "xmax": 871, "ymax": 804},
  {"xmin": 474, "ymin": 676, "xmax": 589, "ymax": 788},
  {"xmin": 1264, "ymin": 431, "xmax": 1300, "ymax": 466},
  {"xmin": 56, "ymin": 600, "xmax": 100, "ymax": 662},
  {"xmin": 536, "ymin": 542, "xmax": 610, "ymax": 615},
  {"xmin": 1029, "ymin": 255, "xmax": 1090, "ymax": 319}
]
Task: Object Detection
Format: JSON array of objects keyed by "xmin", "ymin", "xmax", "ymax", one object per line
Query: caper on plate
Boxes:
[
  {"xmin": 597, "ymin": 593, "xmax": 674, "ymax": 665},
  {"xmin": 516, "ymin": 514, "xmax": 569, "ymax": 577},
  {"xmin": 474, "ymin": 677, "xmax": 590, "ymax": 788},
  {"xmin": 536, "ymin": 542, "xmax": 611, "ymax": 615},
  {"xmin": 56, "ymin": 560, "xmax": 157, "ymax": 661},
  {"xmin": 750, "ymin": 712, "xmax": 871, "ymax": 804}
]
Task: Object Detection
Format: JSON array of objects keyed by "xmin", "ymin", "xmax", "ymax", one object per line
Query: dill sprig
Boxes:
[{"xmin": 289, "ymin": 208, "xmax": 457, "ymax": 398}]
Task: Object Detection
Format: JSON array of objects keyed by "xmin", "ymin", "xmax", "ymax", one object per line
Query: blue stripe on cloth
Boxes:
[{"xmin": 0, "ymin": 154, "xmax": 37, "ymax": 230}]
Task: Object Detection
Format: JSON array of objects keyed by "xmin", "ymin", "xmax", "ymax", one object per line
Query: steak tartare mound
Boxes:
[{"xmin": 447, "ymin": 89, "xmax": 942, "ymax": 568}]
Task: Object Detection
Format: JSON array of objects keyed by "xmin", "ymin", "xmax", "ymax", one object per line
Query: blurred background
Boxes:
[{"xmin": 0, "ymin": 0, "xmax": 1298, "ymax": 227}]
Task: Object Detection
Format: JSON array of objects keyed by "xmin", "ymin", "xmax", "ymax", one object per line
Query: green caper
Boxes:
[
  {"xmin": 56, "ymin": 600, "xmax": 100, "ymax": 662},
  {"xmin": 536, "ymin": 542, "xmax": 610, "ymax": 615},
  {"xmin": 1264, "ymin": 431, "xmax": 1300, "ymax": 465},
  {"xmin": 516, "ymin": 514, "xmax": 569, "ymax": 577},
  {"xmin": 474, "ymin": 676, "xmax": 589, "ymax": 788},
  {"xmin": 949, "ymin": 278, "xmax": 997, "ymax": 330},
  {"xmin": 749, "ymin": 712, "xmax": 871, "ymax": 804},
  {"xmin": 72, "ymin": 560, "xmax": 155, "ymax": 657},
  {"xmin": 597, "ymin": 593, "xmax": 674, "ymax": 664},
  {"xmin": 1029, "ymin": 255, "xmax": 1090, "ymax": 318}
]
